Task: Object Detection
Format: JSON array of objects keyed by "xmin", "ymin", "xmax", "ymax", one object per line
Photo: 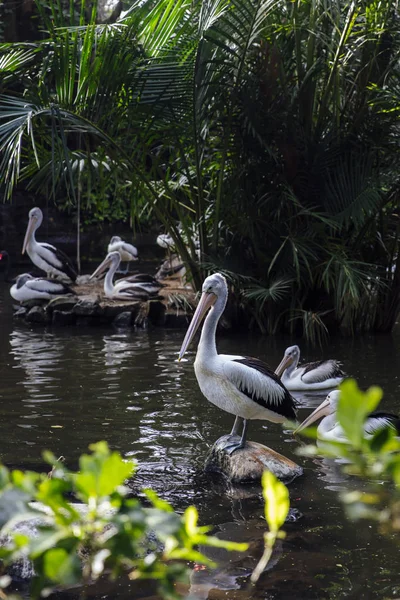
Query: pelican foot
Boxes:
[{"xmin": 215, "ymin": 434, "xmax": 245, "ymax": 455}]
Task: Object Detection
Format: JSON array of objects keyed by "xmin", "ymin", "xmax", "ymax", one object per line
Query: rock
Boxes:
[
  {"xmin": 73, "ymin": 299, "xmax": 100, "ymax": 316},
  {"xmin": 101, "ymin": 301, "xmax": 140, "ymax": 319},
  {"xmin": 204, "ymin": 435, "xmax": 303, "ymax": 484},
  {"xmin": 13, "ymin": 307, "xmax": 27, "ymax": 319},
  {"xmin": 44, "ymin": 296, "xmax": 77, "ymax": 314},
  {"xmin": 148, "ymin": 300, "xmax": 166, "ymax": 326},
  {"xmin": 52, "ymin": 310, "xmax": 76, "ymax": 326},
  {"xmin": 113, "ymin": 311, "xmax": 132, "ymax": 328},
  {"xmin": 26, "ymin": 305, "xmax": 49, "ymax": 324}
]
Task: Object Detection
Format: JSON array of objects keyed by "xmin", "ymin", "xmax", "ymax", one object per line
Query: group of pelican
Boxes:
[
  {"xmin": 179, "ymin": 272, "xmax": 399, "ymax": 452},
  {"xmin": 9, "ymin": 206, "xmax": 164, "ymax": 303}
]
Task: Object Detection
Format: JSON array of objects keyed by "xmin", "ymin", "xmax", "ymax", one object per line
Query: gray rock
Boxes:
[
  {"xmin": 204, "ymin": 435, "xmax": 303, "ymax": 484},
  {"xmin": 44, "ymin": 296, "xmax": 77, "ymax": 314},
  {"xmin": 73, "ymin": 299, "xmax": 100, "ymax": 316},
  {"xmin": 26, "ymin": 306, "xmax": 49, "ymax": 324},
  {"xmin": 113, "ymin": 311, "xmax": 132, "ymax": 328},
  {"xmin": 52, "ymin": 310, "xmax": 76, "ymax": 326},
  {"xmin": 101, "ymin": 302, "xmax": 140, "ymax": 318}
]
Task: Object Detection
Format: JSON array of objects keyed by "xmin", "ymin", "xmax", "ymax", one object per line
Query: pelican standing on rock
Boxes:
[
  {"xmin": 10, "ymin": 273, "xmax": 75, "ymax": 303},
  {"xmin": 91, "ymin": 251, "xmax": 160, "ymax": 300},
  {"xmin": 107, "ymin": 236, "xmax": 138, "ymax": 272},
  {"xmin": 178, "ymin": 273, "xmax": 297, "ymax": 454},
  {"xmin": 22, "ymin": 207, "xmax": 77, "ymax": 281},
  {"xmin": 275, "ymin": 345, "xmax": 345, "ymax": 391},
  {"xmin": 294, "ymin": 390, "xmax": 400, "ymax": 441}
]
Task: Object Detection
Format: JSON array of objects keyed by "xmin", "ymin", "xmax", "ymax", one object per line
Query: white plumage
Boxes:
[
  {"xmin": 90, "ymin": 251, "xmax": 160, "ymax": 300},
  {"xmin": 107, "ymin": 236, "xmax": 138, "ymax": 266},
  {"xmin": 295, "ymin": 390, "xmax": 400, "ymax": 442},
  {"xmin": 275, "ymin": 345, "xmax": 345, "ymax": 391},
  {"xmin": 10, "ymin": 273, "xmax": 75, "ymax": 303},
  {"xmin": 22, "ymin": 207, "xmax": 77, "ymax": 282},
  {"xmin": 179, "ymin": 273, "xmax": 297, "ymax": 453}
]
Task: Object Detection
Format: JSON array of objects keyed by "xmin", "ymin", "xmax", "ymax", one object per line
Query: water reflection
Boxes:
[
  {"xmin": 1, "ymin": 289, "xmax": 400, "ymax": 598},
  {"xmin": 10, "ymin": 329, "xmax": 62, "ymax": 403}
]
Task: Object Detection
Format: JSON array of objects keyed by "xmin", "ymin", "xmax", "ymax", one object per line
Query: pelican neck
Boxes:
[{"xmin": 197, "ymin": 292, "xmax": 227, "ymax": 360}]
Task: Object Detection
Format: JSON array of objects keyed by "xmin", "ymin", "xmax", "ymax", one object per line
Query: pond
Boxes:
[{"xmin": 1, "ymin": 278, "xmax": 400, "ymax": 599}]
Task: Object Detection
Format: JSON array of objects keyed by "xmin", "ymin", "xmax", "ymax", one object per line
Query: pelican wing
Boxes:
[
  {"xmin": 40, "ymin": 243, "xmax": 77, "ymax": 281},
  {"xmin": 26, "ymin": 278, "xmax": 73, "ymax": 295},
  {"xmin": 222, "ymin": 357, "xmax": 297, "ymax": 420},
  {"xmin": 301, "ymin": 360, "xmax": 344, "ymax": 384},
  {"xmin": 365, "ymin": 411, "xmax": 400, "ymax": 435},
  {"xmin": 120, "ymin": 242, "xmax": 138, "ymax": 257}
]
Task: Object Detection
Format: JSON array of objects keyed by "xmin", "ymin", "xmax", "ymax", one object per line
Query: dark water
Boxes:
[{"xmin": 1, "ymin": 280, "xmax": 400, "ymax": 599}]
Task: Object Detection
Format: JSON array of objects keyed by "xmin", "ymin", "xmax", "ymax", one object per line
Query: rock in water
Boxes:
[{"xmin": 204, "ymin": 435, "xmax": 303, "ymax": 484}]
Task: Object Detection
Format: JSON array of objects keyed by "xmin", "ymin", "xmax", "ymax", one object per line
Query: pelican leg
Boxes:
[
  {"xmin": 221, "ymin": 419, "xmax": 248, "ymax": 455},
  {"xmin": 230, "ymin": 416, "xmax": 244, "ymax": 436}
]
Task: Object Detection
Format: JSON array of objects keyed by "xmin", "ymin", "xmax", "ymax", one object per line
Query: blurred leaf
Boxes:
[
  {"xmin": 262, "ymin": 471, "xmax": 289, "ymax": 534},
  {"xmin": 337, "ymin": 380, "xmax": 382, "ymax": 449}
]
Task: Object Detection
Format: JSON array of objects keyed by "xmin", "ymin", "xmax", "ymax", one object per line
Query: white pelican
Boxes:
[
  {"xmin": 275, "ymin": 345, "xmax": 345, "ymax": 391},
  {"xmin": 22, "ymin": 207, "xmax": 77, "ymax": 281},
  {"xmin": 107, "ymin": 236, "xmax": 138, "ymax": 272},
  {"xmin": 156, "ymin": 233, "xmax": 176, "ymax": 252},
  {"xmin": 178, "ymin": 273, "xmax": 297, "ymax": 454},
  {"xmin": 294, "ymin": 390, "xmax": 400, "ymax": 441},
  {"xmin": 115, "ymin": 273, "xmax": 165, "ymax": 296},
  {"xmin": 10, "ymin": 273, "xmax": 75, "ymax": 303},
  {"xmin": 91, "ymin": 251, "xmax": 159, "ymax": 300}
]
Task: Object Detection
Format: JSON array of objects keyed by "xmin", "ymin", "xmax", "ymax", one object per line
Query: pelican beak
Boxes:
[
  {"xmin": 275, "ymin": 354, "xmax": 294, "ymax": 377},
  {"xmin": 294, "ymin": 397, "xmax": 331, "ymax": 434},
  {"xmin": 178, "ymin": 291, "xmax": 217, "ymax": 360},
  {"xmin": 90, "ymin": 256, "xmax": 112, "ymax": 280},
  {"xmin": 22, "ymin": 215, "xmax": 36, "ymax": 254}
]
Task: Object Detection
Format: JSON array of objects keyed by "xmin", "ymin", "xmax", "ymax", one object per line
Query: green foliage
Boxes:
[
  {"xmin": 296, "ymin": 380, "xmax": 400, "ymax": 532},
  {"xmin": 0, "ymin": 442, "xmax": 247, "ymax": 599},
  {"xmin": 1, "ymin": 0, "xmax": 400, "ymax": 334},
  {"xmin": 251, "ymin": 471, "xmax": 289, "ymax": 584}
]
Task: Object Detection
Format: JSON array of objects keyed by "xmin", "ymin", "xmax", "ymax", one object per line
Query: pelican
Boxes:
[
  {"xmin": 294, "ymin": 390, "xmax": 400, "ymax": 442},
  {"xmin": 115, "ymin": 273, "xmax": 165, "ymax": 296},
  {"xmin": 275, "ymin": 345, "xmax": 345, "ymax": 391},
  {"xmin": 10, "ymin": 273, "xmax": 75, "ymax": 303},
  {"xmin": 22, "ymin": 207, "xmax": 77, "ymax": 281},
  {"xmin": 178, "ymin": 273, "xmax": 297, "ymax": 454},
  {"xmin": 107, "ymin": 236, "xmax": 138, "ymax": 272},
  {"xmin": 156, "ymin": 233, "xmax": 176, "ymax": 252},
  {"xmin": 91, "ymin": 252, "xmax": 159, "ymax": 300}
]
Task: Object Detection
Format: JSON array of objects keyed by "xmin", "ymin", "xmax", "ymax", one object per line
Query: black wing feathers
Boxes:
[
  {"xmin": 41, "ymin": 243, "xmax": 77, "ymax": 281},
  {"xmin": 233, "ymin": 357, "xmax": 297, "ymax": 420}
]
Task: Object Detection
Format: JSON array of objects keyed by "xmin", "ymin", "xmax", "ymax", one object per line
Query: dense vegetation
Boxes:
[{"xmin": 1, "ymin": 0, "xmax": 400, "ymax": 338}]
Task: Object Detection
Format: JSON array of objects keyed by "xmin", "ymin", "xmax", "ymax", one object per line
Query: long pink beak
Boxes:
[
  {"xmin": 275, "ymin": 354, "xmax": 294, "ymax": 377},
  {"xmin": 90, "ymin": 256, "xmax": 113, "ymax": 279},
  {"xmin": 22, "ymin": 216, "xmax": 36, "ymax": 254},
  {"xmin": 178, "ymin": 291, "xmax": 217, "ymax": 360},
  {"xmin": 294, "ymin": 397, "xmax": 331, "ymax": 434}
]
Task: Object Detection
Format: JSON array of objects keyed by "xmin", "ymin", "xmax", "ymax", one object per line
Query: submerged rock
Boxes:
[
  {"xmin": 26, "ymin": 305, "xmax": 49, "ymax": 324},
  {"xmin": 113, "ymin": 311, "xmax": 132, "ymax": 328},
  {"xmin": 204, "ymin": 435, "xmax": 303, "ymax": 484}
]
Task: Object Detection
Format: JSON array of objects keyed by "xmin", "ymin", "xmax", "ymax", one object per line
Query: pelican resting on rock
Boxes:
[
  {"xmin": 178, "ymin": 273, "xmax": 297, "ymax": 454},
  {"xmin": 107, "ymin": 236, "xmax": 138, "ymax": 272},
  {"xmin": 275, "ymin": 345, "xmax": 345, "ymax": 391},
  {"xmin": 91, "ymin": 252, "xmax": 161, "ymax": 300},
  {"xmin": 295, "ymin": 390, "xmax": 400, "ymax": 442},
  {"xmin": 22, "ymin": 207, "xmax": 77, "ymax": 282},
  {"xmin": 10, "ymin": 273, "xmax": 75, "ymax": 303}
]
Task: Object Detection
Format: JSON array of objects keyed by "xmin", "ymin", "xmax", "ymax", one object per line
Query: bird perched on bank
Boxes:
[
  {"xmin": 115, "ymin": 273, "xmax": 165, "ymax": 296},
  {"xmin": 22, "ymin": 207, "xmax": 77, "ymax": 282},
  {"xmin": 178, "ymin": 273, "xmax": 297, "ymax": 454},
  {"xmin": 294, "ymin": 390, "xmax": 400, "ymax": 442},
  {"xmin": 10, "ymin": 273, "xmax": 75, "ymax": 303},
  {"xmin": 91, "ymin": 251, "xmax": 161, "ymax": 300},
  {"xmin": 107, "ymin": 236, "xmax": 138, "ymax": 272},
  {"xmin": 275, "ymin": 345, "xmax": 345, "ymax": 391}
]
